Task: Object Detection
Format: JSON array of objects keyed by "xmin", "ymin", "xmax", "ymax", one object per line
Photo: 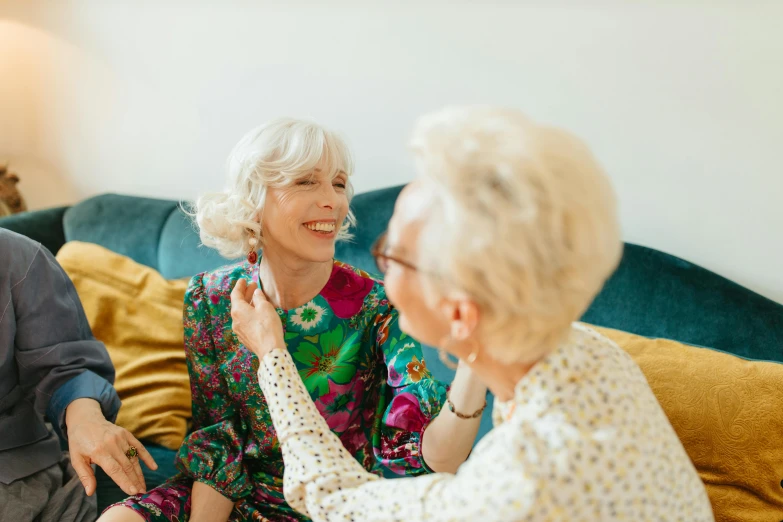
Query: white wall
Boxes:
[{"xmin": 1, "ymin": 1, "xmax": 782, "ymax": 304}]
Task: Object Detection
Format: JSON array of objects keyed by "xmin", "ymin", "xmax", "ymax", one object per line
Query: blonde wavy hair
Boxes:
[
  {"xmin": 191, "ymin": 118, "xmax": 356, "ymax": 259},
  {"xmin": 411, "ymin": 107, "xmax": 622, "ymax": 364}
]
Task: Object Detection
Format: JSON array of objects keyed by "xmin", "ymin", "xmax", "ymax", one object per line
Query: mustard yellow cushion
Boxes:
[
  {"xmin": 57, "ymin": 241, "xmax": 191, "ymax": 450},
  {"xmin": 590, "ymin": 325, "xmax": 783, "ymax": 522}
]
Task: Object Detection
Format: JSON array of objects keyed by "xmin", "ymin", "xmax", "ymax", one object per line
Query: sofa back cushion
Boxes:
[{"xmin": 593, "ymin": 325, "xmax": 783, "ymax": 521}]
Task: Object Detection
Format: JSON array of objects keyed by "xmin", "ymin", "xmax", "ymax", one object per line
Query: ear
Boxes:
[{"xmin": 440, "ymin": 292, "xmax": 480, "ymax": 341}]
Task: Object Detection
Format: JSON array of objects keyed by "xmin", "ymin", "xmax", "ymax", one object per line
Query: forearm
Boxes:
[
  {"xmin": 421, "ymin": 363, "xmax": 487, "ymax": 473},
  {"xmin": 257, "ymin": 349, "xmax": 380, "ymax": 519},
  {"xmin": 190, "ymin": 481, "xmax": 235, "ymax": 522},
  {"xmin": 257, "ymin": 349, "xmax": 469, "ymax": 521}
]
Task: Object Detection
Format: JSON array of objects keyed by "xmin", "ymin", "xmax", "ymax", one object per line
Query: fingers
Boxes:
[
  {"xmin": 100, "ymin": 429, "xmax": 146, "ymax": 494},
  {"xmin": 244, "ymin": 281, "xmax": 258, "ymax": 303},
  {"xmin": 230, "ymin": 278, "xmax": 248, "ymax": 304},
  {"xmin": 71, "ymin": 453, "xmax": 97, "ymax": 496},
  {"xmin": 115, "ymin": 436, "xmax": 147, "ymax": 493},
  {"xmin": 129, "ymin": 453, "xmax": 146, "ymax": 494},
  {"xmin": 251, "ymin": 287, "xmax": 269, "ymax": 309},
  {"xmin": 93, "ymin": 453, "xmax": 141, "ymax": 496},
  {"xmin": 113, "ymin": 441, "xmax": 146, "ymax": 494},
  {"xmin": 127, "ymin": 434, "xmax": 158, "ymax": 471}
]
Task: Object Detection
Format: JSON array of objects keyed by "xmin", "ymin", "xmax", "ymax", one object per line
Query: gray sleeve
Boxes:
[{"xmin": 13, "ymin": 244, "xmax": 119, "ymax": 428}]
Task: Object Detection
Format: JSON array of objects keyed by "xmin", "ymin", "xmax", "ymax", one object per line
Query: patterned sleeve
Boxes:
[
  {"xmin": 257, "ymin": 350, "xmax": 525, "ymax": 522},
  {"xmin": 371, "ymin": 305, "xmax": 447, "ymax": 475},
  {"xmin": 174, "ymin": 274, "xmax": 251, "ymax": 500}
]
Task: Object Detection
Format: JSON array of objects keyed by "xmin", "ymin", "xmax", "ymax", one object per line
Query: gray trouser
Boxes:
[{"xmin": 0, "ymin": 453, "xmax": 97, "ymax": 522}]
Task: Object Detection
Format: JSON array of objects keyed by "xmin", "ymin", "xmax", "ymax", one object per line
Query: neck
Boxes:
[
  {"xmin": 257, "ymin": 249, "xmax": 333, "ymax": 310},
  {"xmin": 469, "ymin": 349, "xmax": 541, "ymax": 402}
]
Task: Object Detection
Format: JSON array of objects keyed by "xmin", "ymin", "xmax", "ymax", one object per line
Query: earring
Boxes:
[
  {"xmin": 438, "ymin": 337, "xmax": 480, "ymax": 370},
  {"xmin": 247, "ymin": 230, "xmax": 259, "ymax": 264},
  {"xmin": 438, "ymin": 349, "xmax": 459, "ymax": 370},
  {"xmin": 465, "ymin": 342, "xmax": 480, "ymax": 364}
]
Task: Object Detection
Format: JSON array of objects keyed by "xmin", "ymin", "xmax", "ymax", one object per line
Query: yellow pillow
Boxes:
[
  {"xmin": 590, "ymin": 325, "xmax": 783, "ymax": 522},
  {"xmin": 57, "ymin": 241, "xmax": 191, "ymax": 450}
]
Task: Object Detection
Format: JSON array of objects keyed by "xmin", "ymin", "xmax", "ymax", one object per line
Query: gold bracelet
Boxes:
[{"xmin": 446, "ymin": 390, "xmax": 487, "ymax": 419}]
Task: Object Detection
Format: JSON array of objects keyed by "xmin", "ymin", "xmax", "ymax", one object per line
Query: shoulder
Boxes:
[
  {"xmin": 0, "ymin": 228, "xmax": 42, "ymax": 258},
  {"xmin": 185, "ymin": 260, "xmax": 251, "ymax": 309},
  {"xmin": 0, "ymin": 228, "xmax": 46, "ymax": 283},
  {"xmin": 570, "ymin": 321, "xmax": 614, "ymax": 345},
  {"xmin": 569, "ymin": 322, "xmax": 644, "ymax": 376}
]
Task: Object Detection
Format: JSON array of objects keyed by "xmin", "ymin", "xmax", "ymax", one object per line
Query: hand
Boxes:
[
  {"xmin": 65, "ymin": 398, "xmax": 158, "ymax": 496},
  {"xmin": 230, "ymin": 278, "xmax": 286, "ymax": 359}
]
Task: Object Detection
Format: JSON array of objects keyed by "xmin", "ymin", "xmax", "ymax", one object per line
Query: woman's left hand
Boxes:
[
  {"xmin": 230, "ymin": 278, "xmax": 286, "ymax": 359},
  {"xmin": 66, "ymin": 398, "xmax": 157, "ymax": 497}
]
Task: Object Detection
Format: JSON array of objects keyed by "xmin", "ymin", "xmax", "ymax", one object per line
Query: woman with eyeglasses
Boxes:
[
  {"xmin": 99, "ymin": 118, "xmax": 485, "ymax": 522},
  {"xmin": 231, "ymin": 107, "xmax": 715, "ymax": 521}
]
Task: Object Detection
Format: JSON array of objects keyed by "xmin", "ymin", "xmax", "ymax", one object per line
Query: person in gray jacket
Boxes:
[{"xmin": 0, "ymin": 228, "xmax": 157, "ymax": 522}]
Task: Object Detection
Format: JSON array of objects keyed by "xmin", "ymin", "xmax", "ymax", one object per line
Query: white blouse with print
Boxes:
[{"xmin": 257, "ymin": 323, "xmax": 715, "ymax": 522}]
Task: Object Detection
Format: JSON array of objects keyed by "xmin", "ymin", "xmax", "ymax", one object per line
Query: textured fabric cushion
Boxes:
[
  {"xmin": 56, "ymin": 241, "xmax": 191, "ymax": 450},
  {"xmin": 592, "ymin": 325, "xmax": 783, "ymax": 521}
]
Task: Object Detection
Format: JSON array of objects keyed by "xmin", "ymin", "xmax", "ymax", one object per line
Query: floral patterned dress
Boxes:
[{"xmin": 107, "ymin": 259, "xmax": 447, "ymax": 521}]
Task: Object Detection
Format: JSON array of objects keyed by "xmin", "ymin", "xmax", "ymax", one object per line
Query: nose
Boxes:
[{"xmin": 316, "ymin": 182, "xmax": 337, "ymax": 210}]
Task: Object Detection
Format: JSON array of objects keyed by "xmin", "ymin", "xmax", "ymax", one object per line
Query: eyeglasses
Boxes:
[{"xmin": 370, "ymin": 230, "xmax": 419, "ymax": 275}]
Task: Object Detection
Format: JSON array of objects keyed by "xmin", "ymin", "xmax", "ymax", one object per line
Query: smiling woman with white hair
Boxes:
[
  {"xmin": 99, "ymin": 118, "xmax": 486, "ymax": 522},
  {"xmin": 232, "ymin": 107, "xmax": 716, "ymax": 521}
]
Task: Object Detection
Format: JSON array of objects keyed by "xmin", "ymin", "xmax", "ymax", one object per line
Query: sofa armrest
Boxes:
[{"xmin": 0, "ymin": 206, "xmax": 70, "ymax": 254}]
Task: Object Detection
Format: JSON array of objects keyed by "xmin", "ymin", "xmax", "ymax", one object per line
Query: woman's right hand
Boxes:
[{"xmin": 230, "ymin": 278, "xmax": 286, "ymax": 359}]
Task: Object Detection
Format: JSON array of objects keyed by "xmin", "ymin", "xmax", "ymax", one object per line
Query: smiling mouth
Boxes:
[{"xmin": 303, "ymin": 221, "xmax": 337, "ymax": 234}]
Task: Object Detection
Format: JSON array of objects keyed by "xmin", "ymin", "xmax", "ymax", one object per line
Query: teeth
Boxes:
[{"xmin": 305, "ymin": 222, "xmax": 336, "ymax": 232}]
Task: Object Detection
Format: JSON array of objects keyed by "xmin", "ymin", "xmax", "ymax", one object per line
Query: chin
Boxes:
[{"xmin": 300, "ymin": 244, "xmax": 336, "ymax": 263}]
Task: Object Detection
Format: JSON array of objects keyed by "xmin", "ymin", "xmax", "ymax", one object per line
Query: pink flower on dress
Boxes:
[
  {"xmin": 136, "ymin": 487, "xmax": 183, "ymax": 518},
  {"xmin": 385, "ymin": 392, "xmax": 428, "ymax": 433},
  {"xmin": 320, "ymin": 264, "xmax": 374, "ymax": 319},
  {"xmin": 314, "ymin": 380, "xmax": 360, "ymax": 433},
  {"xmin": 340, "ymin": 426, "xmax": 369, "ymax": 454}
]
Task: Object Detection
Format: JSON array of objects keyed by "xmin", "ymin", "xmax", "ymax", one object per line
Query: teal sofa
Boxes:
[{"xmin": 2, "ymin": 184, "xmax": 782, "ymax": 512}]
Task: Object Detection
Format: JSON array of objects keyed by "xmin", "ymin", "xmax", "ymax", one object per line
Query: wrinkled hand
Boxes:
[
  {"xmin": 230, "ymin": 278, "xmax": 286, "ymax": 359},
  {"xmin": 66, "ymin": 398, "xmax": 157, "ymax": 497}
]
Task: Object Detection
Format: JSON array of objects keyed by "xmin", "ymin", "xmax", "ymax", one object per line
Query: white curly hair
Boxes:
[
  {"xmin": 191, "ymin": 118, "xmax": 356, "ymax": 259},
  {"xmin": 411, "ymin": 106, "xmax": 623, "ymax": 364}
]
